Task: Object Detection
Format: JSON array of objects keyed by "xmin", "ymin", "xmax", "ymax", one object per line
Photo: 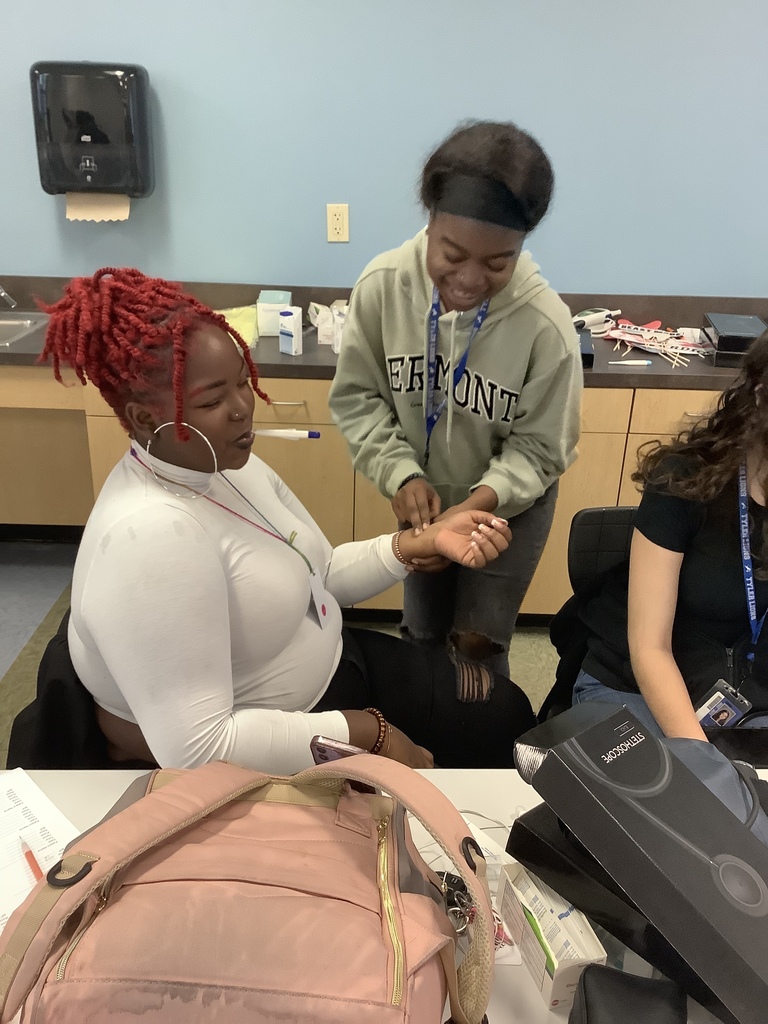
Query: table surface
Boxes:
[{"xmin": 18, "ymin": 768, "xmax": 726, "ymax": 1024}]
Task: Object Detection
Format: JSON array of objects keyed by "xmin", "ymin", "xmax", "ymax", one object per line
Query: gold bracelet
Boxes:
[
  {"xmin": 393, "ymin": 530, "xmax": 409, "ymax": 566},
  {"xmin": 381, "ymin": 723, "xmax": 392, "ymax": 757},
  {"xmin": 364, "ymin": 707, "xmax": 388, "ymax": 754}
]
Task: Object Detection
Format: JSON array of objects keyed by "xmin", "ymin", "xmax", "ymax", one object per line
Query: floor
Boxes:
[
  {"xmin": 0, "ymin": 541, "xmax": 78, "ymax": 678},
  {"xmin": 0, "ymin": 541, "xmax": 559, "ymax": 767}
]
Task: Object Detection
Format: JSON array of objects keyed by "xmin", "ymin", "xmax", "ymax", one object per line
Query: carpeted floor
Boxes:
[
  {"xmin": 0, "ymin": 587, "xmax": 72, "ymax": 769},
  {"xmin": 0, "ymin": 596, "xmax": 557, "ymax": 769}
]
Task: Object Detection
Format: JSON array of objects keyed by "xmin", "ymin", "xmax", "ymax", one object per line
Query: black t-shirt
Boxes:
[{"xmin": 581, "ymin": 464, "xmax": 768, "ymax": 712}]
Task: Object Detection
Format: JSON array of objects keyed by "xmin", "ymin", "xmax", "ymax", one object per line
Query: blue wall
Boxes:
[{"xmin": 3, "ymin": 1, "xmax": 766, "ymax": 295}]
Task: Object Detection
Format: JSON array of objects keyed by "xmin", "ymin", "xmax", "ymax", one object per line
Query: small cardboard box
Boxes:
[{"xmin": 497, "ymin": 862, "xmax": 606, "ymax": 1011}]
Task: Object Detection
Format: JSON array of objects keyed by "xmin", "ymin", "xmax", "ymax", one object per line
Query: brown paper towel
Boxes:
[{"xmin": 66, "ymin": 193, "xmax": 131, "ymax": 222}]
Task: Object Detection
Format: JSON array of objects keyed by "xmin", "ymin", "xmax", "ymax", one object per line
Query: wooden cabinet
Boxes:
[
  {"xmin": 619, "ymin": 389, "xmax": 719, "ymax": 507},
  {"xmin": 251, "ymin": 377, "xmax": 353, "ymax": 548},
  {"xmin": 628, "ymin": 389, "xmax": 718, "ymax": 434},
  {"xmin": 618, "ymin": 434, "xmax": 670, "ymax": 505},
  {"xmin": 86, "ymin": 415, "xmax": 131, "ymax": 496},
  {"xmin": 353, "ymin": 473, "xmax": 403, "ymax": 610},
  {"xmin": 0, "ymin": 407, "xmax": 94, "ymax": 525},
  {"xmin": 520, "ymin": 390, "xmax": 632, "ymax": 615},
  {"xmin": 523, "ymin": 388, "xmax": 720, "ymax": 612},
  {"xmin": 0, "ymin": 366, "xmax": 94, "ymax": 525},
  {"xmin": 520, "ymin": 432, "xmax": 629, "ymax": 614},
  {"xmin": 252, "ymin": 423, "xmax": 353, "ymax": 548}
]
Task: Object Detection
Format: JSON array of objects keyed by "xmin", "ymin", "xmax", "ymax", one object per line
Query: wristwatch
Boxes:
[{"xmin": 397, "ymin": 473, "xmax": 425, "ymax": 492}]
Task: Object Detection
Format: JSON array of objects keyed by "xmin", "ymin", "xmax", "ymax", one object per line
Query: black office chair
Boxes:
[
  {"xmin": 537, "ymin": 506, "xmax": 637, "ymax": 722},
  {"xmin": 5, "ymin": 610, "xmax": 113, "ymax": 769},
  {"xmin": 566, "ymin": 506, "xmax": 638, "ymax": 594}
]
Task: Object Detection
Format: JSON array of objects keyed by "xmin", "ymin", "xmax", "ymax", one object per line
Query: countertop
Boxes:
[{"xmin": 1, "ymin": 317, "xmax": 740, "ymax": 391}]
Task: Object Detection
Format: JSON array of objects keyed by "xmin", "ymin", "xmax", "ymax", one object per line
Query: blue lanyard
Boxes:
[
  {"xmin": 424, "ymin": 285, "xmax": 489, "ymax": 465},
  {"xmin": 738, "ymin": 462, "xmax": 768, "ymax": 659}
]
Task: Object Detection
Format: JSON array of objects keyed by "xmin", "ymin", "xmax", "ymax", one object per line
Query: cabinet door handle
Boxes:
[{"xmin": 270, "ymin": 400, "xmax": 307, "ymax": 407}]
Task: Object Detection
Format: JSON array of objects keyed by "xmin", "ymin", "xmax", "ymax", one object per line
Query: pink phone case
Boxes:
[{"xmin": 310, "ymin": 735, "xmax": 367, "ymax": 764}]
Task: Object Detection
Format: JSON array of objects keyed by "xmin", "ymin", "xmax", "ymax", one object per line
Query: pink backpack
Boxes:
[{"xmin": 0, "ymin": 757, "xmax": 494, "ymax": 1023}]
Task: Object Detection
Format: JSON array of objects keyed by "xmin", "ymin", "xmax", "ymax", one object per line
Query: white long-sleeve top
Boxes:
[{"xmin": 68, "ymin": 448, "xmax": 407, "ymax": 773}]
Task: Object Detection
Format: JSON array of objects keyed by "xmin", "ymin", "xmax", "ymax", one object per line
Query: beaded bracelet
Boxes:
[
  {"xmin": 364, "ymin": 707, "xmax": 388, "ymax": 754},
  {"xmin": 392, "ymin": 530, "xmax": 409, "ymax": 566}
]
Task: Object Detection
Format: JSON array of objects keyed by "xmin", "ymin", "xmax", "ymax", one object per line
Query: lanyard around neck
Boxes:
[
  {"xmin": 129, "ymin": 447, "xmax": 314, "ymax": 574},
  {"xmin": 737, "ymin": 462, "xmax": 767, "ymax": 659},
  {"xmin": 424, "ymin": 285, "xmax": 489, "ymax": 466}
]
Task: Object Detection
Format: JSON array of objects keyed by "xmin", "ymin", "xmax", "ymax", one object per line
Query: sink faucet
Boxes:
[{"xmin": 0, "ymin": 284, "xmax": 17, "ymax": 309}]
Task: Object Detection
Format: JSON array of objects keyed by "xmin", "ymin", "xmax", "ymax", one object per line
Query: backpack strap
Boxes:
[
  {"xmin": 295, "ymin": 755, "xmax": 495, "ymax": 1024},
  {"xmin": 0, "ymin": 761, "xmax": 269, "ymax": 1022}
]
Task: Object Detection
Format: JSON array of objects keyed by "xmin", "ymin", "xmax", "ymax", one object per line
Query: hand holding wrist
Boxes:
[{"xmin": 394, "ymin": 526, "xmax": 437, "ymax": 563}]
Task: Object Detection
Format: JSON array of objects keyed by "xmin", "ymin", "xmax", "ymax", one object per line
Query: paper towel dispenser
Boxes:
[{"xmin": 30, "ymin": 61, "xmax": 154, "ymax": 197}]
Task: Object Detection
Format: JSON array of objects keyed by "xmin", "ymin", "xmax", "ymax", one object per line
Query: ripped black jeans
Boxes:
[{"xmin": 401, "ymin": 483, "xmax": 558, "ymax": 690}]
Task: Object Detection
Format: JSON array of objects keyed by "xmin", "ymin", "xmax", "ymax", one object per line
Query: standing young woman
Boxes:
[
  {"xmin": 574, "ymin": 330, "xmax": 768, "ymax": 737},
  {"xmin": 330, "ymin": 120, "xmax": 582, "ymax": 691},
  {"xmin": 36, "ymin": 268, "xmax": 536, "ymax": 773}
]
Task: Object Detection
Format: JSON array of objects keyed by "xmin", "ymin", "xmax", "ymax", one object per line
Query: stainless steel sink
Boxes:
[{"xmin": 0, "ymin": 311, "xmax": 47, "ymax": 347}]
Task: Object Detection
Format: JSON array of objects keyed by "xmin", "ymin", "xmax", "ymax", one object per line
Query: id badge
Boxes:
[
  {"xmin": 308, "ymin": 571, "xmax": 331, "ymax": 629},
  {"xmin": 695, "ymin": 679, "xmax": 752, "ymax": 728}
]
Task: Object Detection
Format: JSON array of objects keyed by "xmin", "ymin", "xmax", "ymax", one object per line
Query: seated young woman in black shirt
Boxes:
[{"xmin": 573, "ymin": 329, "xmax": 768, "ymax": 739}]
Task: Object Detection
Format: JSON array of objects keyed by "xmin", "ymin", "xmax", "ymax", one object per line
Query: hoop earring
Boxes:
[{"xmin": 144, "ymin": 421, "xmax": 218, "ymax": 499}]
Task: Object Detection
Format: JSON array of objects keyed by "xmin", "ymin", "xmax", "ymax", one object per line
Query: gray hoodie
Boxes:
[{"xmin": 329, "ymin": 229, "xmax": 583, "ymax": 518}]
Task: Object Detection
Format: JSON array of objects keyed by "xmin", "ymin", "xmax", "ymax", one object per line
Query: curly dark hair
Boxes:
[
  {"xmin": 634, "ymin": 328, "xmax": 768, "ymax": 502},
  {"xmin": 420, "ymin": 120, "xmax": 554, "ymax": 233}
]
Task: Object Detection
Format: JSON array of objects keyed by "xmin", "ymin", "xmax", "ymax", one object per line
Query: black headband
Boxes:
[{"xmin": 434, "ymin": 172, "xmax": 530, "ymax": 232}]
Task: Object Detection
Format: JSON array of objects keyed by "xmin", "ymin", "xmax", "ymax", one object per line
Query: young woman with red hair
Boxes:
[{"xmin": 39, "ymin": 268, "xmax": 536, "ymax": 773}]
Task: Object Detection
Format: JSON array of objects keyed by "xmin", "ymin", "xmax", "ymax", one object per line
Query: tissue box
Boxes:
[
  {"xmin": 497, "ymin": 862, "xmax": 606, "ymax": 1011},
  {"xmin": 257, "ymin": 290, "xmax": 292, "ymax": 335}
]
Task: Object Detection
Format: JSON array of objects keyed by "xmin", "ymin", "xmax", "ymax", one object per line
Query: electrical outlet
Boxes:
[{"xmin": 326, "ymin": 203, "xmax": 349, "ymax": 243}]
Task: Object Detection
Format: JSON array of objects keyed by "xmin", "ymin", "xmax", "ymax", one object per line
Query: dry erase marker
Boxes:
[
  {"xmin": 21, "ymin": 838, "xmax": 44, "ymax": 881},
  {"xmin": 254, "ymin": 429, "xmax": 321, "ymax": 440},
  {"xmin": 608, "ymin": 359, "xmax": 652, "ymax": 366}
]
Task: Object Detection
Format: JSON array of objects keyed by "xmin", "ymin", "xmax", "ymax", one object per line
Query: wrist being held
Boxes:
[{"xmin": 399, "ymin": 510, "xmax": 511, "ymax": 570}]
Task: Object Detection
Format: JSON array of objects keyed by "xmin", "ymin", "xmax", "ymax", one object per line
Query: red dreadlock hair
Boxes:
[{"xmin": 38, "ymin": 267, "xmax": 269, "ymax": 441}]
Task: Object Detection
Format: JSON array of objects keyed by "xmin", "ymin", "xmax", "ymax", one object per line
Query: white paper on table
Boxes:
[{"xmin": 0, "ymin": 769, "xmax": 80, "ymax": 934}]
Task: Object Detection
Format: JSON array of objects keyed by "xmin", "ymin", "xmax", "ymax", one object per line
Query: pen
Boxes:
[
  {"xmin": 608, "ymin": 360, "xmax": 653, "ymax": 366},
  {"xmin": 254, "ymin": 429, "xmax": 321, "ymax": 440},
  {"xmin": 20, "ymin": 838, "xmax": 44, "ymax": 882}
]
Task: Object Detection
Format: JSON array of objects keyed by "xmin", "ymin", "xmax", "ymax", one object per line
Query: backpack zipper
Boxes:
[
  {"xmin": 54, "ymin": 878, "xmax": 113, "ymax": 981},
  {"xmin": 377, "ymin": 816, "xmax": 404, "ymax": 1005}
]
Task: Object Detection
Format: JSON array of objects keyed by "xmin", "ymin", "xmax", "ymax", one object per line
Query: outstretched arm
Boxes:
[{"xmin": 628, "ymin": 530, "xmax": 706, "ymax": 740}]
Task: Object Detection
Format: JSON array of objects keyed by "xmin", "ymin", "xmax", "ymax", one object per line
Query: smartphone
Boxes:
[{"xmin": 310, "ymin": 735, "xmax": 368, "ymax": 764}]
